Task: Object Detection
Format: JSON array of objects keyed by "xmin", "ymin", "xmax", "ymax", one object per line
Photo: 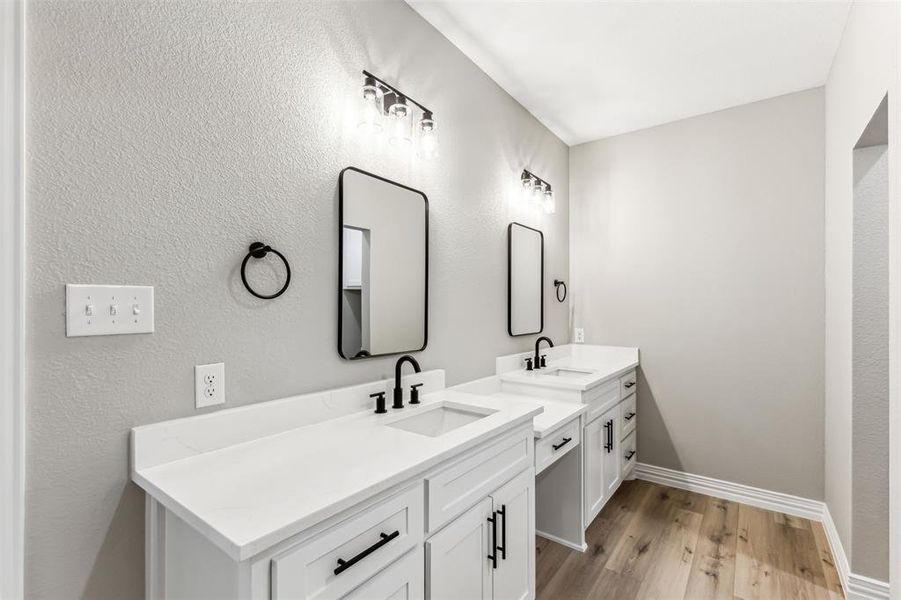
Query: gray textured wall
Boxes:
[
  {"xmin": 570, "ymin": 89, "xmax": 825, "ymax": 500},
  {"xmin": 25, "ymin": 2, "xmax": 569, "ymax": 597},
  {"xmin": 823, "ymin": 1, "xmax": 898, "ymax": 573},
  {"xmin": 851, "ymin": 143, "xmax": 889, "ymax": 580}
]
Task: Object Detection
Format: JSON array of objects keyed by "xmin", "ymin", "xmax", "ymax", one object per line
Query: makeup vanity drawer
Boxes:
[
  {"xmin": 620, "ymin": 394, "xmax": 636, "ymax": 439},
  {"xmin": 535, "ymin": 417, "xmax": 580, "ymax": 474},
  {"xmin": 620, "ymin": 370, "xmax": 637, "ymax": 398},
  {"xmin": 426, "ymin": 427, "xmax": 533, "ymax": 532},
  {"xmin": 270, "ymin": 483, "xmax": 424, "ymax": 600},
  {"xmin": 621, "ymin": 432, "xmax": 637, "ymax": 476}
]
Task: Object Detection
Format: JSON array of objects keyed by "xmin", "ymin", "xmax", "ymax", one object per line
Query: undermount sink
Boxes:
[
  {"xmin": 542, "ymin": 367, "xmax": 595, "ymax": 378},
  {"xmin": 386, "ymin": 403, "xmax": 495, "ymax": 437}
]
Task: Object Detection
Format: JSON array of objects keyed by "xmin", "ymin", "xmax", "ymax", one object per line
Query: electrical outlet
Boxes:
[
  {"xmin": 195, "ymin": 363, "xmax": 225, "ymax": 408},
  {"xmin": 574, "ymin": 328, "xmax": 585, "ymax": 343}
]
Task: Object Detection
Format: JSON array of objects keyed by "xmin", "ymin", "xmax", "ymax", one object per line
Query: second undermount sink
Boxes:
[
  {"xmin": 542, "ymin": 367, "xmax": 595, "ymax": 378},
  {"xmin": 386, "ymin": 403, "xmax": 496, "ymax": 437}
]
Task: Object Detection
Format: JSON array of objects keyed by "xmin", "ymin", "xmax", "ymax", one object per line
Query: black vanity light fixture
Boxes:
[
  {"xmin": 521, "ymin": 169, "xmax": 556, "ymax": 214},
  {"xmin": 357, "ymin": 70, "xmax": 439, "ymax": 160}
]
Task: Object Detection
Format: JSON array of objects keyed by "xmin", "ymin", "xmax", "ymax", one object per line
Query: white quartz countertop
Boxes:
[
  {"xmin": 481, "ymin": 392, "xmax": 585, "ymax": 438},
  {"xmin": 499, "ymin": 345, "xmax": 639, "ymax": 392},
  {"xmin": 132, "ymin": 390, "xmax": 543, "ymax": 561}
]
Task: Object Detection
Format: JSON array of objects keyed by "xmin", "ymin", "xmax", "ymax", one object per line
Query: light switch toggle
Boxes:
[
  {"xmin": 85, "ymin": 304, "xmax": 94, "ymax": 317},
  {"xmin": 132, "ymin": 304, "xmax": 141, "ymax": 316},
  {"xmin": 109, "ymin": 304, "xmax": 118, "ymax": 316}
]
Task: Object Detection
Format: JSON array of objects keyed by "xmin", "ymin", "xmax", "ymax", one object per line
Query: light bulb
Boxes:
[
  {"xmin": 357, "ymin": 76, "xmax": 383, "ymax": 135},
  {"xmin": 418, "ymin": 112, "xmax": 439, "ymax": 160},
  {"xmin": 388, "ymin": 96, "xmax": 412, "ymax": 147},
  {"xmin": 543, "ymin": 188, "xmax": 556, "ymax": 214}
]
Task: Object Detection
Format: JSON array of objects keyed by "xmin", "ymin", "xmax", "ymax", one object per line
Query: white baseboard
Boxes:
[
  {"xmin": 535, "ymin": 529, "xmax": 587, "ymax": 553},
  {"xmin": 634, "ymin": 462, "xmax": 890, "ymax": 600},
  {"xmin": 634, "ymin": 462, "xmax": 823, "ymax": 519}
]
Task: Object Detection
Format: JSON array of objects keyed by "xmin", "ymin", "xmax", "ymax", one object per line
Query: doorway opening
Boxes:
[{"xmin": 851, "ymin": 94, "xmax": 889, "ymax": 582}]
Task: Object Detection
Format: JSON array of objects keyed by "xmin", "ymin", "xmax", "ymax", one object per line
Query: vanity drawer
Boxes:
[
  {"xmin": 535, "ymin": 417, "xmax": 580, "ymax": 475},
  {"xmin": 620, "ymin": 395, "xmax": 636, "ymax": 440},
  {"xmin": 621, "ymin": 432, "xmax": 637, "ymax": 476},
  {"xmin": 270, "ymin": 483, "xmax": 424, "ymax": 600},
  {"xmin": 584, "ymin": 380, "xmax": 620, "ymax": 424},
  {"xmin": 342, "ymin": 546, "xmax": 423, "ymax": 600},
  {"xmin": 620, "ymin": 370, "xmax": 637, "ymax": 398},
  {"xmin": 426, "ymin": 427, "xmax": 533, "ymax": 532}
]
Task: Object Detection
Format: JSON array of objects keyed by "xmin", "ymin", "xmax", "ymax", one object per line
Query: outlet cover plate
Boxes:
[
  {"xmin": 195, "ymin": 363, "xmax": 225, "ymax": 408},
  {"xmin": 574, "ymin": 328, "xmax": 585, "ymax": 343},
  {"xmin": 66, "ymin": 284, "xmax": 154, "ymax": 337}
]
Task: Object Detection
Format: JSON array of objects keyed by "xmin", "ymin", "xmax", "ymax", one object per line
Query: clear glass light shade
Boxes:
[
  {"xmin": 388, "ymin": 98, "xmax": 412, "ymax": 146},
  {"xmin": 418, "ymin": 115, "xmax": 439, "ymax": 159},
  {"xmin": 357, "ymin": 83, "xmax": 383, "ymax": 135},
  {"xmin": 543, "ymin": 189, "xmax": 556, "ymax": 214},
  {"xmin": 531, "ymin": 182, "xmax": 545, "ymax": 206}
]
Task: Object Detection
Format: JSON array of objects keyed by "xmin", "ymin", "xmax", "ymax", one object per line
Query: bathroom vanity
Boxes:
[
  {"xmin": 496, "ymin": 344, "xmax": 639, "ymax": 548},
  {"xmin": 131, "ymin": 371, "xmax": 542, "ymax": 600}
]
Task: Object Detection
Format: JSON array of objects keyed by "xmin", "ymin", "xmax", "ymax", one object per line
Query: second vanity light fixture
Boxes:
[
  {"xmin": 357, "ymin": 70, "xmax": 439, "ymax": 160},
  {"xmin": 521, "ymin": 169, "xmax": 556, "ymax": 214}
]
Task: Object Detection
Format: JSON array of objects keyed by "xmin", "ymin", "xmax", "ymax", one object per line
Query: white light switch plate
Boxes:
[{"xmin": 66, "ymin": 284, "xmax": 154, "ymax": 337}]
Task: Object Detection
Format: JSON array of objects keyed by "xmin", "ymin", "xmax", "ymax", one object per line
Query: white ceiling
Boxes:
[{"xmin": 407, "ymin": 1, "xmax": 851, "ymax": 145}]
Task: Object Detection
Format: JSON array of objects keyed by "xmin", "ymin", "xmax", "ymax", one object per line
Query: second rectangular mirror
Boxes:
[
  {"xmin": 508, "ymin": 222, "xmax": 544, "ymax": 336},
  {"xmin": 339, "ymin": 167, "xmax": 428, "ymax": 359}
]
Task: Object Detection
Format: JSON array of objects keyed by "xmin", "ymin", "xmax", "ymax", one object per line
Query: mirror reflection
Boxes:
[
  {"xmin": 339, "ymin": 168, "xmax": 428, "ymax": 359},
  {"xmin": 508, "ymin": 222, "xmax": 544, "ymax": 336}
]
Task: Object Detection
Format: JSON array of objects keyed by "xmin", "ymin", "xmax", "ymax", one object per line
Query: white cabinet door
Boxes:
[
  {"xmin": 426, "ymin": 498, "xmax": 493, "ymax": 600},
  {"xmin": 583, "ymin": 416, "xmax": 605, "ymax": 527},
  {"xmin": 601, "ymin": 406, "xmax": 621, "ymax": 499},
  {"xmin": 490, "ymin": 469, "xmax": 535, "ymax": 600},
  {"xmin": 343, "ymin": 547, "xmax": 423, "ymax": 600}
]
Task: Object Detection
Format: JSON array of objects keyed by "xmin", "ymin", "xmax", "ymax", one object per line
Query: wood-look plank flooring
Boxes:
[{"xmin": 536, "ymin": 480, "xmax": 844, "ymax": 600}]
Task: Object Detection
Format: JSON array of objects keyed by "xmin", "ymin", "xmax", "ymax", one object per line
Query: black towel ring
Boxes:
[
  {"xmin": 241, "ymin": 242, "xmax": 291, "ymax": 300},
  {"xmin": 554, "ymin": 279, "xmax": 567, "ymax": 303}
]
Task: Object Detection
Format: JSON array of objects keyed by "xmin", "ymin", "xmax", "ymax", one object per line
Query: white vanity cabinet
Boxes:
[
  {"xmin": 426, "ymin": 469, "xmax": 534, "ymax": 600},
  {"xmin": 137, "ymin": 407, "xmax": 539, "ymax": 600}
]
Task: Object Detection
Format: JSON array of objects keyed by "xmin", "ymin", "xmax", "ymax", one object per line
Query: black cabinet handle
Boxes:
[
  {"xmin": 552, "ymin": 437, "xmax": 573, "ymax": 451},
  {"xmin": 334, "ymin": 530, "xmax": 399, "ymax": 575},
  {"xmin": 497, "ymin": 505, "xmax": 507, "ymax": 560},
  {"xmin": 604, "ymin": 421, "xmax": 613, "ymax": 452},
  {"xmin": 624, "ymin": 412, "xmax": 636, "ymax": 421},
  {"xmin": 624, "ymin": 381, "xmax": 636, "ymax": 388},
  {"xmin": 625, "ymin": 450, "xmax": 636, "ymax": 460},
  {"xmin": 487, "ymin": 512, "xmax": 498, "ymax": 569}
]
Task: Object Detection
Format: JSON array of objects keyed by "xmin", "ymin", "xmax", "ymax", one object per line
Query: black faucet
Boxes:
[
  {"xmin": 393, "ymin": 355, "xmax": 421, "ymax": 409},
  {"xmin": 534, "ymin": 336, "xmax": 554, "ymax": 369}
]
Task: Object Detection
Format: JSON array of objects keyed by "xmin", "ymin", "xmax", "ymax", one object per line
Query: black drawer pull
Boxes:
[
  {"xmin": 604, "ymin": 420, "xmax": 613, "ymax": 452},
  {"xmin": 624, "ymin": 381, "xmax": 636, "ymax": 388},
  {"xmin": 625, "ymin": 450, "xmax": 636, "ymax": 460},
  {"xmin": 334, "ymin": 530, "xmax": 400, "ymax": 575},
  {"xmin": 497, "ymin": 505, "xmax": 507, "ymax": 560},
  {"xmin": 624, "ymin": 412, "xmax": 636, "ymax": 421},
  {"xmin": 487, "ymin": 512, "xmax": 498, "ymax": 569},
  {"xmin": 552, "ymin": 437, "xmax": 573, "ymax": 451}
]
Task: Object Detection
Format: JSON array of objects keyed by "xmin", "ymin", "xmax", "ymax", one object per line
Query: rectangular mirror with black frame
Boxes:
[
  {"xmin": 338, "ymin": 167, "xmax": 428, "ymax": 360},
  {"xmin": 508, "ymin": 222, "xmax": 544, "ymax": 336}
]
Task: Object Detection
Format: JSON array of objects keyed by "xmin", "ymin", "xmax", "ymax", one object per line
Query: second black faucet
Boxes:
[{"xmin": 534, "ymin": 336, "xmax": 554, "ymax": 369}]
